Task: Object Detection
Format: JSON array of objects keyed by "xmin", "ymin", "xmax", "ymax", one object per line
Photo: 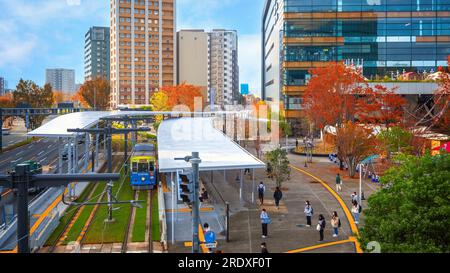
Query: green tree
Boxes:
[
  {"xmin": 378, "ymin": 126, "xmax": 413, "ymax": 157},
  {"xmin": 13, "ymin": 79, "xmax": 54, "ymax": 129},
  {"xmin": 359, "ymin": 153, "xmax": 450, "ymax": 253},
  {"xmin": 264, "ymin": 148, "xmax": 291, "ymax": 188}
]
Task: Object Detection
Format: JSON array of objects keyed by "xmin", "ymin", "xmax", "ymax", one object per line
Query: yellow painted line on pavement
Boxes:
[
  {"xmin": 166, "ymin": 207, "xmax": 214, "ymax": 213},
  {"xmin": 290, "ymin": 164, "xmax": 363, "ymax": 254},
  {"xmin": 286, "ymin": 239, "xmax": 353, "ymax": 253}
]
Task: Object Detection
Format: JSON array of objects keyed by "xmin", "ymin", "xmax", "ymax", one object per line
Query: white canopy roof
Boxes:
[
  {"xmin": 157, "ymin": 118, "xmax": 266, "ymax": 173},
  {"xmin": 27, "ymin": 111, "xmax": 157, "ymax": 137},
  {"xmin": 27, "ymin": 111, "xmax": 250, "ymax": 138}
]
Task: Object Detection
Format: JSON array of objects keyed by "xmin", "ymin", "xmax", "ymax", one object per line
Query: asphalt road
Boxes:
[
  {"xmin": 0, "ymin": 138, "xmax": 61, "ymax": 174},
  {"xmin": 1, "ymin": 133, "xmax": 28, "ymax": 149}
]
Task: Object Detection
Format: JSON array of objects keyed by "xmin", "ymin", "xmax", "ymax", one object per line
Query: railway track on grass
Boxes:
[
  {"xmin": 47, "ymin": 163, "xmax": 108, "ymax": 253},
  {"xmin": 122, "ymin": 189, "xmax": 154, "ymax": 253},
  {"xmin": 77, "ymin": 157, "xmax": 122, "ymax": 247},
  {"xmin": 148, "ymin": 190, "xmax": 154, "ymax": 253},
  {"xmin": 121, "ymin": 190, "xmax": 139, "ymax": 253}
]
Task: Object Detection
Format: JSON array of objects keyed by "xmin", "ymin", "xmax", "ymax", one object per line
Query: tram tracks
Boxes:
[{"xmin": 122, "ymin": 189, "xmax": 155, "ymax": 253}]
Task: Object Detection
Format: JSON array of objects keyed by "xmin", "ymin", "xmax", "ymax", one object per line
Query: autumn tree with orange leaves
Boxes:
[
  {"xmin": 303, "ymin": 62, "xmax": 407, "ymax": 175},
  {"xmin": 158, "ymin": 83, "xmax": 204, "ymax": 111},
  {"xmin": 303, "ymin": 62, "xmax": 368, "ymax": 130},
  {"xmin": 77, "ymin": 78, "xmax": 111, "ymax": 110},
  {"xmin": 0, "ymin": 94, "xmax": 14, "ymax": 126},
  {"xmin": 335, "ymin": 122, "xmax": 379, "ymax": 177},
  {"xmin": 358, "ymin": 84, "xmax": 407, "ymax": 128}
]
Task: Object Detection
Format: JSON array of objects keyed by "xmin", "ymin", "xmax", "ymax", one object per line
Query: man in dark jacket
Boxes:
[{"xmin": 273, "ymin": 187, "xmax": 283, "ymax": 210}]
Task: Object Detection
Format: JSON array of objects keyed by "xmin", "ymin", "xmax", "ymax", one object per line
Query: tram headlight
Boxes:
[{"xmin": 141, "ymin": 177, "xmax": 146, "ymax": 182}]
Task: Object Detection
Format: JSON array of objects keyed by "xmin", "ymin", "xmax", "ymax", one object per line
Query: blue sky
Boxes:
[{"xmin": 0, "ymin": 0, "xmax": 263, "ymax": 95}]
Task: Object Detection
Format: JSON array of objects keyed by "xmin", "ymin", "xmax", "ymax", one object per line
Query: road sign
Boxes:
[{"xmin": 240, "ymin": 84, "xmax": 249, "ymax": 95}]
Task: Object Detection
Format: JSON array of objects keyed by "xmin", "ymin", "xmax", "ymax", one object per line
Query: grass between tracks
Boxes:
[
  {"xmin": 82, "ymin": 169, "xmax": 134, "ymax": 244},
  {"xmin": 62, "ymin": 183, "xmax": 108, "ymax": 244},
  {"xmin": 131, "ymin": 191, "xmax": 148, "ymax": 242},
  {"xmin": 151, "ymin": 191, "xmax": 160, "ymax": 242}
]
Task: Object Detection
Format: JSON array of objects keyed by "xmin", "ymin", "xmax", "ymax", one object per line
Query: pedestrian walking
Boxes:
[
  {"xmin": 273, "ymin": 187, "xmax": 283, "ymax": 209},
  {"xmin": 335, "ymin": 174, "xmax": 342, "ymax": 192},
  {"xmin": 258, "ymin": 182, "xmax": 266, "ymax": 205},
  {"xmin": 199, "ymin": 188, "xmax": 209, "ymax": 203},
  {"xmin": 351, "ymin": 192, "xmax": 358, "ymax": 203},
  {"xmin": 331, "ymin": 211, "xmax": 341, "ymax": 237},
  {"xmin": 244, "ymin": 168, "xmax": 251, "ymax": 175},
  {"xmin": 260, "ymin": 209, "xmax": 270, "ymax": 238},
  {"xmin": 317, "ymin": 214, "xmax": 326, "ymax": 242},
  {"xmin": 203, "ymin": 222, "xmax": 211, "ymax": 233},
  {"xmin": 261, "ymin": 242, "xmax": 269, "ymax": 253},
  {"xmin": 351, "ymin": 200, "xmax": 361, "ymax": 224},
  {"xmin": 304, "ymin": 201, "xmax": 313, "ymax": 227}
]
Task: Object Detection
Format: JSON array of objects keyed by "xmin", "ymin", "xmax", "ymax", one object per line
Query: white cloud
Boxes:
[
  {"xmin": 0, "ymin": 35, "xmax": 37, "ymax": 67},
  {"xmin": 239, "ymin": 34, "xmax": 262, "ymax": 97}
]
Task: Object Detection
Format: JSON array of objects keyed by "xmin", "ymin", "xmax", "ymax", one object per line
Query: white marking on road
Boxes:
[
  {"xmin": 38, "ymin": 151, "xmax": 45, "ymax": 156},
  {"xmin": 17, "ymin": 151, "xmax": 24, "ymax": 156},
  {"xmin": 48, "ymin": 145, "xmax": 52, "ymax": 149}
]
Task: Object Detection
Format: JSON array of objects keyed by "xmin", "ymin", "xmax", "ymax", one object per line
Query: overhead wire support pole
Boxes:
[
  {"xmin": 0, "ymin": 168, "xmax": 120, "ymax": 254},
  {"xmin": 67, "ymin": 125, "xmax": 151, "ymax": 222}
]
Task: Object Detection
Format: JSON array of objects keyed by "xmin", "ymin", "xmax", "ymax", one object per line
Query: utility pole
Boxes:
[
  {"xmin": 0, "ymin": 164, "xmax": 120, "ymax": 253},
  {"xmin": 175, "ymin": 152, "xmax": 202, "ymax": 253}
]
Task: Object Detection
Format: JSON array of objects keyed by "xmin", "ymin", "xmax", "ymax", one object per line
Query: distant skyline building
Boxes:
[
  {"xmin": 85, "ymin": 26, "xmax": 110, "ymax": 81},
  {"xmin": 208, "ymin": 29, "xmax": 240, "ymax": 106},
  {"xmin": 240, "ymin": 83, "xmax": 249, "ymax": 95},
  {"xmin": 110, "ymin": 0, "xmax": 176, "ymax": 109},
  {"xmin": 0, "ymin": 77, "xmax": 5, "ymax": 96},
  {"xmin": 45, "ymin": 69, "xmax": 76, "ymax": 93}
]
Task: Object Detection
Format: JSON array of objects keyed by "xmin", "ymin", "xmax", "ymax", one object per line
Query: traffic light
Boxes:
[{"xmin": 178, "ymin": 172, "xmax": 194, "ymax": 203}]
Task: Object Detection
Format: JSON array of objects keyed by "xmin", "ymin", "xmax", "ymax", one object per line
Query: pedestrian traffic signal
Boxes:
[{"xmin": 178, "ymin": 173, "xmax": 194, "ymax": 203}]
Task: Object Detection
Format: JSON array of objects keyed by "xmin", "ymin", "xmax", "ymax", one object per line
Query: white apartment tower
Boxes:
[
  {"xmin": 208, "ymin": 29, "xmax": 239, "ymax": 106},
  {"xmin": 110, "ymin": 0, "xmax": 176, "ymax": 109}
]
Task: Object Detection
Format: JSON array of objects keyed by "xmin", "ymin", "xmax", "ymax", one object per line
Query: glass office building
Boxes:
[{"xmin": 262, "ymin": 0, "xmax": 450, "ymax": 124}]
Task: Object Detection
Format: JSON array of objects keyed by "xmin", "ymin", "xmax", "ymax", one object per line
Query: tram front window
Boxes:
[
  {"xmin": 138, "ymin": 163, "xmax": 149, "ymax": 172},
  {"xmin": 150, "ymin": 162, "xmax": 155, "ymax": 172}
]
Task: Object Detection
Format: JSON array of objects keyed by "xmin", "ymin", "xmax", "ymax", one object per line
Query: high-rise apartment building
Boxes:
[
  {"xmin": 85, "ymin": 26, "xmax": 110, "ymax": 81},
  {"xmin": 262, "ymin": 0, "xmax": 450, "ymax": 126},
  {"xmin": 208, "ymin": 29, "xmax": 240, "ymax": 106},
  {"xmin": 45, "ymin": 69, "xmax": 76, "ymax": 93},
  {"xmin": 177, "ymin": 30, "xmax": 209, "ymax": 97},
  {"xmin": 110, "ymin": 0, "xmax": 176, "ymax": 109}
]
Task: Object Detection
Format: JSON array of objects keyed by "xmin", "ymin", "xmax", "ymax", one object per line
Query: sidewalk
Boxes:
[
  {"xmin": 199, "ymin": 166, "xmax": 357, "ymax": 253},
  {"xmin": 288, "ymin": 154, "xmax": 381, "ymax": 227}
]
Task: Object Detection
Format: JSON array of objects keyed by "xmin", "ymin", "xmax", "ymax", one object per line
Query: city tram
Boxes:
[{"xmin": 130, "ymin": 143, "xmax": 158, "ymax": 190}]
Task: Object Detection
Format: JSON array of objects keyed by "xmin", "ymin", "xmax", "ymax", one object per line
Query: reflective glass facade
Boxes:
[{"xmin": 262, "ymin": 0, "xmax": 450, "ymax": 114}]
